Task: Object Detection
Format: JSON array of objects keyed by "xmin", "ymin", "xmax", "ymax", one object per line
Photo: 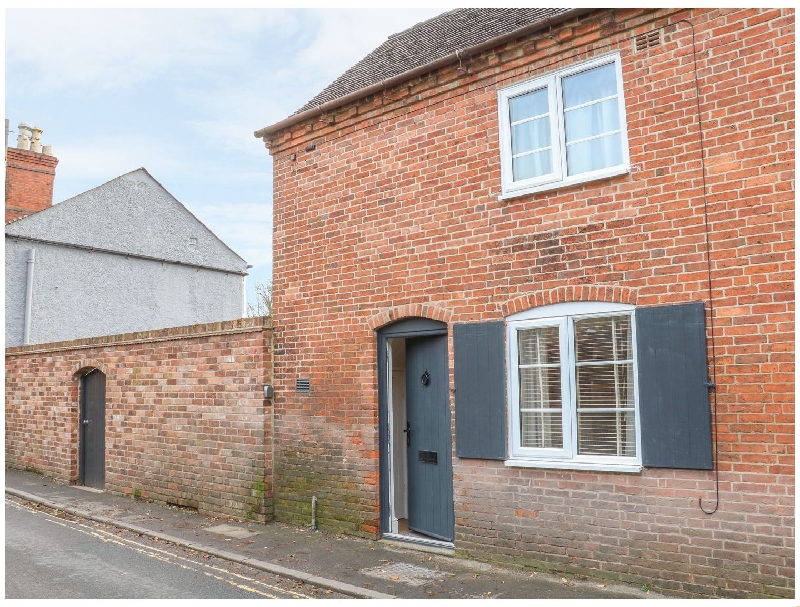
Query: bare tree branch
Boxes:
[{"xmin": 247, "ymin": 280, "xmax": 272, "ymax": 317}]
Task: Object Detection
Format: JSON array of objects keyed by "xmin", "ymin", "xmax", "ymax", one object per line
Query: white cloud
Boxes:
[
  {"xmin": 293, "ymin": 9, "xmax": 443, "ymax": 92},
  {"xmin": 191, "ymin": 200, "xmax": 273, "ymax": 273},
  {"xmin": 8, "ymin": 8, "xmax": 444, "ymax": 159},
  {"xmin": 7, "ymin": 7, "xmax": 450, "ymax": 298},
  {"xmin": 53, "ymin": 135, "xmax": 194, "ymax": 196},
  {"xmin": 185, "ymin": 89, "xmax": 291, "ymax": 158},
  {"xmin": 53, "ymin": 134, "xmax": 270, "ymax": 195},
  {"xmin": 6, "ymin": 9, "xmax": 296, "ymax": 93},
  {"xmin": 182, "ymin": 9, "xmax": 443, "ymax": 153},
  {"xmin": 193, "ymin": 200, "xmax": 272, "ymax": 232}
]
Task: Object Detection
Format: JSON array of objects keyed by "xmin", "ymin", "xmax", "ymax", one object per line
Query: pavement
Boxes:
[{"xmin": 5, "ymin": 468, "xmax": 664, "ymax": 600}]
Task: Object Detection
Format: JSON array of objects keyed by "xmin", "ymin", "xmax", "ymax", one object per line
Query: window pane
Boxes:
[
  {"xmin": 564, "ymin": 97, "xmax": 620, "ymax": 144},
  {"xmin": 521, "ymin": 410, "xmax": 563, "ymax": 449},
  {"xmin": 566, "ymin": 132, "xmax": 623, "ymax": 176},
  {"xmin": 576, "ymin": 363, "xmax": 635, "ymax": 408},
  {"xmin": 520, "ymin": 367, "xmax": 562, "ymax": 409},
  {"xmin": 575, "ymin": 316, "xmax": 631, "ymax": 363},
  {"xmin": 519, "ymin": 326, "xmax": 560, "ymax": 365},
  {"xmin": 577, "ymin": 410, "xmax": 636, "ymax": 456},
  {"xmin": 513, "ymin": 150, "xmax": 553, "ymax": 181},
  {"xmin": 574, "ymin": 314, "xmax": 636, "ymax": 457},
  {"xmin": 510, "ymin": 88, "xmax": 548, "ymax": 122},
  {"xmin": 512, "ymin": 117, "xmax": 551, "ymax": 155},
  {"xmin": 562, "ymin": 63, "xmax": 618, "ymax": 109},
  {"xmin": 518, "ymin": 325, "xmax": 563, "ymax": 449}
]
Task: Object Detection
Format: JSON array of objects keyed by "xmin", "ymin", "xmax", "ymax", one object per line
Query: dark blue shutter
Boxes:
[
  {"xmin": 454, "ymin": 321, "xmax": 507, "ymax": 459},
  {"xmin": 636, "ymin": 302, "xmax": 713, "ymax": 469}
]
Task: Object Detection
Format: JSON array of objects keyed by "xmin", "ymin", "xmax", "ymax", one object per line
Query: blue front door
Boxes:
[{"xmin": 405, "ymin": 335, "xmax": 454, "ymax": 541}]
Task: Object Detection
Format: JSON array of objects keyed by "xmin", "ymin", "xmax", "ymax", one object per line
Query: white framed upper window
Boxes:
[
  {"xmin": 506, "ymin": 302, "xmax": 641, "ymax": 472},
  {"xmin": 498, "ymin": 54, "xmax": 630, "ymax": 199}
]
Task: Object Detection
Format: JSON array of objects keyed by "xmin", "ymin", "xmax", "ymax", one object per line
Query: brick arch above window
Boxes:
[
  {"xmin": 501, "ymin": 285, "xmax": 638, "ymax": 317},
  {"xmin": 367, "ymin": 303, "xmax": 453, "ymax": 331}
]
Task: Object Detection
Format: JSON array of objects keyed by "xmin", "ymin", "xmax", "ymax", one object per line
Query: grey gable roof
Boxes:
[
  {"xmin": 5, "ymin": 168, "xmax": 249, "ymax": 275},
  {"xmin": 296, "ymin": 8, "xmax": 570, "ymax": 114},
  {"xmin": 256, "ymin": 8, "xmax": 588, "ymax": 138}
]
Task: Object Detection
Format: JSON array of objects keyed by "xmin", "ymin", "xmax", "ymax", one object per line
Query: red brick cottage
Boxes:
[{"xmin": 255, "ymin": 9, "xmax": 794, "ymax": 597}]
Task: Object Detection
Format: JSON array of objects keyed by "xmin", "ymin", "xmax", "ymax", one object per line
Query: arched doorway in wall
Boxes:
[
  {"xmin": 377, "ymin": 317, "xmax": 454, "ymax": 545},
  {"xmin": 79, "ymin": 368, "xmax": 106, "ymax": 489}
]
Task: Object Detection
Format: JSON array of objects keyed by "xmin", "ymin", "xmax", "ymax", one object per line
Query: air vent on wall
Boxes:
[
  {"xmin": 635, "ymin": 30, "xmax": 661, "ymax": 52},
  {"xmin": 296, "ymin": 378, "xmax": 311, "ymax": 393}
]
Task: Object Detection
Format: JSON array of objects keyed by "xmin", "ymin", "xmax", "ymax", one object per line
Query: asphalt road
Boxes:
[{"xmin": 5, "ymin": 497, "xmax": 344, "ymax": 599}]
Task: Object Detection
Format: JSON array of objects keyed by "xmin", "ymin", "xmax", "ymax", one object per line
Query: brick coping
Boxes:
[{"xmin": 5, "ymin": 316, "xmax": 271, "ymax": 356}]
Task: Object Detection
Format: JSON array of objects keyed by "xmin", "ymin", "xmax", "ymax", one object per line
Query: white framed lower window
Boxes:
[{"xmin": 506, "ymin": 302, "xmax": 641, "ymax": 471}]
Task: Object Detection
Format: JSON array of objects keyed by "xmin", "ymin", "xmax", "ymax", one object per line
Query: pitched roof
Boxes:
[
  {"xmin": 255, "ymin": 8, "xmax": 588, "ymax": 138},
  {"xmin": 295, "ymin": 8, "xmax": 570, "ymax": 114},
  {"xmin": 5, "ymin": 168, "xmax": 249, "ymax": 274}
]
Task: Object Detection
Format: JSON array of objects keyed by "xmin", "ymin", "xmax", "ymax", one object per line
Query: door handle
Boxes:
[
  {"xmin": 82, "ymin": 419, "xmax": 91, "ymax": 425},
  {"xmin": 402, "ymin": 421, "xmax": 411, "ymax": 446}
]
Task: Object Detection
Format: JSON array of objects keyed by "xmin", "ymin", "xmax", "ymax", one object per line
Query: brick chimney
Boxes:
[{"xmin": 6, "ymin": 122, "xmax": 59, "ymax": 223}]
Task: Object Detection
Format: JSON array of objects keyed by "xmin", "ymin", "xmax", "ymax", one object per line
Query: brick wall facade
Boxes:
[
  {"xmin": 5, "ymin": 147, "xmax": 59, "ymax": 223},
  {"xmin": 5, "ymin": 317, "xmax": 274, "ymax": 521},
  {"xmin": 263, "ymin": 8, "xmax": 794, "ymax": 598}
]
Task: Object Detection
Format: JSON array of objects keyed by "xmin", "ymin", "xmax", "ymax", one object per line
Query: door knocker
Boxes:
[{"xmin": 421, "ymin": 370, "xmax": 430, "ymax": 386}]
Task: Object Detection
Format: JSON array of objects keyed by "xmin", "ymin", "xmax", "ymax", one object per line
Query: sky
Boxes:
[{"xmin": 5, "ymin": 7, "xmax": 446, "ymax": 309}]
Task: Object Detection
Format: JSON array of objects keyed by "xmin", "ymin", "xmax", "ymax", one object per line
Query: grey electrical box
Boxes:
[{"xmin": 263, "ymin": 385, "xmax": 274, "ymax": 399}]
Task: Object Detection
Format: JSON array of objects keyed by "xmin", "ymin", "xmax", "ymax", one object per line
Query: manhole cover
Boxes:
[
  {"xmin": 203, "ymin": 523, "xmax": 259, "ymax": 539},
  {"xmin": 360, "ymin": 562, "xmax": 449, "ymax": 586}
]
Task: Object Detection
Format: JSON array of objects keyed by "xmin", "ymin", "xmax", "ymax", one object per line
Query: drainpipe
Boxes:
[
  {"xmin": 242, "ymin": 275, "xmax": 247, "ymax": 317},
  {"xmin": 23, "ymin": 248, "xmax": 36, "ymax": 345}
]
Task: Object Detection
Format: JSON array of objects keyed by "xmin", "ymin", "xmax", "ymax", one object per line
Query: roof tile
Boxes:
[{"xmin": 295, "ymin": 8, "xmax": 569, "ymax": 114}]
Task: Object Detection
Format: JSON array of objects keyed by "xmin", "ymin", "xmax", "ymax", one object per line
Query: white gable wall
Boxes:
[
  {"xmin": 5, "ymin": 238, "xmax": 245, "ymax": 347},
  {"xmin": 5, "ymin": 168, "xmax": 249, "ymax": 347}
]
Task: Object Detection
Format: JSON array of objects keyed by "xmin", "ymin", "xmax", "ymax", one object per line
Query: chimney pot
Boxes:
[
  {"xmin": 30, "ymin": 126, "xmax": 43, "ymax": 153},
  {"xmin": 16, "ymin": 123, "xmax": 31, "ymax": 151},
  {"xmin": 42, "ymin": 145, "xmax": 53, "ymax": 156}
]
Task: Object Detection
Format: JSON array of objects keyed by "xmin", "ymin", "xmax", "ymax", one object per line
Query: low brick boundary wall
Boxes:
[{"xmin": 5, "ymin": 317, "xmax": 273, "ymax": 522}]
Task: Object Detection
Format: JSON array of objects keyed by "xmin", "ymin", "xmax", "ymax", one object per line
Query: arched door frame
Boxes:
[
  {"xmin": 78, "ymin": 368, "xmax": 106, "ymax": 489},
  {"xmin": 377, "ymin": 317, "xmax": 452, "ymax": 542}
]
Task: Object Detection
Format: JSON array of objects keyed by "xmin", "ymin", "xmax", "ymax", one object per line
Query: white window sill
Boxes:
[
  {"xmin": 504, "ymin": 458, "xmax": 642, "ymax": 473},
  {"xmin": 499, "ymin": 165, "xmax": 630, "ymax": 201}
]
